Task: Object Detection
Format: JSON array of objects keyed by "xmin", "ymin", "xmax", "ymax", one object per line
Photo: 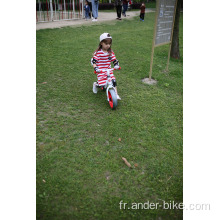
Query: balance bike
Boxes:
[{"xmin": 94, "ymin": 67, "xmax": 121, "ymax": 110}]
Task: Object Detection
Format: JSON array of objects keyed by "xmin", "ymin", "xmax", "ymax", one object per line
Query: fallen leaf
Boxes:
[
  {"xmin": 167, "ymin": 176, "xmax": 172, "ymax": 181},
  {"xmin": 118, "ymin": 138, "xmax": 121, "ymax": 142},
  {"xmin": 42, "ymin": 82, "xmax": 47, "ymax": 84},
  {"xmin": 42, "ymin": 179, "xmax": 46, "ymax": 183},
  {"xmin": 134, "ymin": 163, "xmax": 138, "ymax": 167},
  {"xmin": 122, "ymin": 157, "xmax": 131, "ymax": 168}
]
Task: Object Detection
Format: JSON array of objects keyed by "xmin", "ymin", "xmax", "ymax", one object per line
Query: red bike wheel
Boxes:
[{"xmin": 108, "ymin": 89, "xmax": 117, "ymax": 110}]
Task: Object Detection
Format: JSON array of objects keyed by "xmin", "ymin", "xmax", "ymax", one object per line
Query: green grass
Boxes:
[{"xmin": 36, "ymin": 12, "xmax": 183, "ymax": 219}]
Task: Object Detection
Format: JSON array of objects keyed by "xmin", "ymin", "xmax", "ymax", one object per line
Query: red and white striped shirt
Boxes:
[
  {"xmin": 93, "ymin": 49, "xmax": 117, "ymax": 86},
  {"xmin": 93, "ymin": 49, "xmax": 117, "ymax": 70}
]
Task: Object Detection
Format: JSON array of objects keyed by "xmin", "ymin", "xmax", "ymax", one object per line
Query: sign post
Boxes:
[{"xmin": 149, "ymin": 0, "xmax": 178, "ymax": 80}]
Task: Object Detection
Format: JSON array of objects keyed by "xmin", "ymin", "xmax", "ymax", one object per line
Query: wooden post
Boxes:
[
  {"xmin": 61, "ymin": 0, "xmax": 63, "ymax": 19},
  {"xmin": 166, "ymin": 44, "xmax": 172, "ymax": 72},
  {"xmin": 73, "ymin": 0, "xmax": 75, "ymax": 19},
  {"xmin": 46, "ymin": 0, "xmax": 49, "ymax": 21},
  {"xmin": 38, "ymin": 0, "xmax": 42, "ymax": 21},
  {"xmin": 50, "ymin": 0, "xmax": 53, "ymax": 21},
  {"xmin": 78, "ymin": 0, "xmax": 80, "ymax": 18},
  {"xmin": 82, "ymin": 0, "xmax": 84, "ymax": 18},
  {"xmin": 36, "ymin": 10, "xmax": 38, "ymax": 22},
  {"xmin": 149, "ymin": 45, "xmax": 155, "ymax": 81},
  {"xmin": 55, "ymin": 0, "xmax": 57, "ymax": 20},
  {"xmin": 64, "ymin": 0, "xmax": 66, "ymax": 19}
]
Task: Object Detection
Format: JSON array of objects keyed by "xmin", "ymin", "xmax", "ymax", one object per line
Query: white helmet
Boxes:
[{"xmin": 100, "ymin": 33, "xmax": 112, "ymax": 42}]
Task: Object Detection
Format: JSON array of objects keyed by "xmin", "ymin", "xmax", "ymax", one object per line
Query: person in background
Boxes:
[
  {"xmin": 115, "ymin": 0, "xmax": 123, "ymax": 20},
  {"xmin": 92, "ymin": 0, "xmax": 99, "ymax": 21},
  {"xmin": 87, "ymin": 0, "xmax": 93, "ymax": 19},
  {"xmin": 84, "ymin": 1, "xmax": 90, "ymax": 20},
  {"xmin": 122, "ymin": 0, "xmax": 128, "ymax": 17},
  {"xmin": 140, "ymin": 2, "xmax": 145, "ymax": 21}
]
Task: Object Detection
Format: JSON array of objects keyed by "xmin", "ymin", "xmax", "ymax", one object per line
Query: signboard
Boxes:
[
  {"xmin": 148, "ymin": 0, "xmax": 177, "ymax": 80},
  {"xmin": 155, "ymin": 0, "xmax": 176, "ymax": 46}
]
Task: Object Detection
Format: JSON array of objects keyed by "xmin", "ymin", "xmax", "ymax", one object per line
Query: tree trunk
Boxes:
[{"xmin": 170, "ymin": 0, "xmax": 182, "ymax": 59}]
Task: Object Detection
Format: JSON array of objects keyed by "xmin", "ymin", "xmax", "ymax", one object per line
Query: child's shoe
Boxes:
[
  {"xmin": 93, "ymin": 82, "xmax": 98, "ymax": 93},
  {"xmin": 117, "ymin": 94, "xmax": 121, "ymax": 100}
]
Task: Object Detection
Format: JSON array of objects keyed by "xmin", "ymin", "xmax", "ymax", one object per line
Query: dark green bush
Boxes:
[{"xmin": 99, "ymin": 3, "xmax": 115, "ymax": 10}]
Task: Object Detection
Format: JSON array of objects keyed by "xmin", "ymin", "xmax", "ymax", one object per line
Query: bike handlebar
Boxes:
[{"xmin": 94, "ymin": 67, "xmax": 121, "ymax": 74}]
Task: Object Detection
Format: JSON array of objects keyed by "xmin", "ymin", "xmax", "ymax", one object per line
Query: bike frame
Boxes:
[{"xmin": 94, "ymin": 67, "xmax": 121, "ymax": 102}]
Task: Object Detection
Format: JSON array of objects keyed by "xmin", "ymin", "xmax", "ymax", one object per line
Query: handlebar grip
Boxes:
[
  {"xmin": 94, "ymin": 67, "xmax": 121, "ymax": 74},
  {"xmin": 113, "ymin": 67, "xmax": 121, "ymax": 70},
  {"xmin": 94, "ymin": 71, "xmax": 102, "ymax": 74}
]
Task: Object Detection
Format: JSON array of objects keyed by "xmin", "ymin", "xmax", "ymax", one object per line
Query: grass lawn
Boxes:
[{"xmin": 36, "ymin": 12, "xmax": 183, "ymax": 219}]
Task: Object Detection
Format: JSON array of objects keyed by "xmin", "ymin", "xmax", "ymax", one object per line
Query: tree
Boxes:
[{"xmin": 170, "ymin": 0, "xmax": 182, "ymax": 59}]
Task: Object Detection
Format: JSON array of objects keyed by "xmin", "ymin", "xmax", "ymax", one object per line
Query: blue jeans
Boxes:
[
  {"xmin": 85, "ymin": 11, "xmax": 90, "ymax": 19},
  {"xmin": 123, "ymin": 4, "xmax": 128, "ymax": 15},
  {"xmin": 92, "ymin": 0, "xmax": 99, "ymax": 18}
]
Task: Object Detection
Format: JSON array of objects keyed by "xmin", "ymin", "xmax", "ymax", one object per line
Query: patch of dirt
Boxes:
[{"xmin": 142, "ymin": 78, "xmax": 158, "ymax": 85}]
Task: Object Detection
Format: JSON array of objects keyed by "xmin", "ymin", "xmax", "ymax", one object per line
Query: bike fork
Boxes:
[{"xmin": 106, "ymin": 87, "xmax": 116, "ymax": 101}]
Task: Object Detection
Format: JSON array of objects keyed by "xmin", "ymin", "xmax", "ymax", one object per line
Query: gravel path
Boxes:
[{"xmin": 36, "ymin": 9, "xmax": 155, "ymax": 30}]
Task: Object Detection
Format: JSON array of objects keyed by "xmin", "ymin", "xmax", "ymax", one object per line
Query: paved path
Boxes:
[{"xmin": 36, "ymin": 9, "xmax": 155, "ymax": 30}]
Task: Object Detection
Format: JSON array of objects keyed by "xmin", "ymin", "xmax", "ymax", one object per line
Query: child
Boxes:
[
  {"xmin": 140, "ymin": 2, "xmax": 145, "ymax": 21},
  {"xmin": 84, "ymin": 1, "xmax": 90, "ymax": 20},
  {"xmin": 91, "ymin": 33, "xmax": 121, "ymax": 100}
]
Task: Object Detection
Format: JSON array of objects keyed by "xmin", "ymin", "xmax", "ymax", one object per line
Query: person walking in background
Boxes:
[
  {"xmin": 140, "ymin": 2, "xmax": 145, "ymax": 21},
  {"xmin": 87, "ymin": 0, "xmax": 93, "ymax": 19},
  {"xmin": 115, "ymin": 0, "xmax": 123, "ymax": 20},
  {"xmin": 122, "ymin": 0, "xmax": 128, "ymax": 17},
  {"xmin": 84, "ymin": 1, "xmax": 90, "ymax": 20},
  {"xmin": 92, "ymin": 0, "xmax": 99, "ymax": 21}
]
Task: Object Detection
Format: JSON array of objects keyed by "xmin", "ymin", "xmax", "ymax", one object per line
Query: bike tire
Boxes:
[{"xmin": 108, "ymin": 89, "xmax": 117, "ymax": 110}]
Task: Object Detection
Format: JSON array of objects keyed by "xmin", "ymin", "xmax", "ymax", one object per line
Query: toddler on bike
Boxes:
[{"xmin": 91, "ymin": 33, "xmax": 121, "ymax": 100}]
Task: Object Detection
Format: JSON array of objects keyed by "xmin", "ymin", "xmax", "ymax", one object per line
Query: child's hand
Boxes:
[{"xmin": 94, "ymin": 67, "xmax": 101, "ymax": 73}]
